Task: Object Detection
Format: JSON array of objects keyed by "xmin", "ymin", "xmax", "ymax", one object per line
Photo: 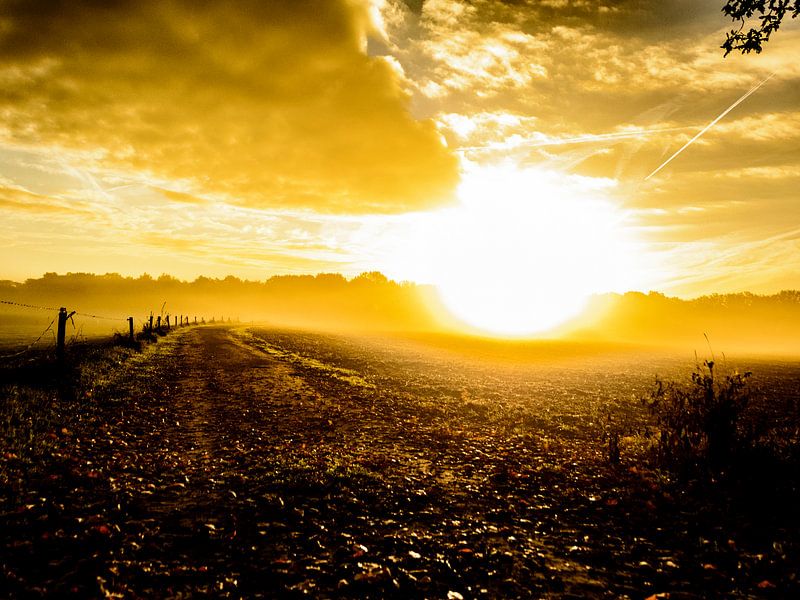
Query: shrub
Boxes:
[{"xmin": 642, "ymin": 360, "xmax": 751, "ymax": 476}]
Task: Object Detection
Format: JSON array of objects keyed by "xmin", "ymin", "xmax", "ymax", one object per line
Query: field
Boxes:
[
  {"xmin": 1, "ymin": 325, "xmax": 799, "ymax": 598},
  {"xmin": 0, "ymin": 313, "xmax": 128, "ymax": 352}
]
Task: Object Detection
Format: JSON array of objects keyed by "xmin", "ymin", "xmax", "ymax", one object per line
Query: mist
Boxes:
[{"xmin": 2, "ymin": 272, "xmax": 799, "ymax": 357}]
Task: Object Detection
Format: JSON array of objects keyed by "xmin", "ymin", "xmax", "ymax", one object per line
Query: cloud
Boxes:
[
  {"xmin": 0, "ymin": 184, "xmax": 97, "ymax": 216},
  {"xmin": 0, "ymin": 0, "xmax": 458, "ymax": 213},
  {"xmin": 711, "ymin": 111, "xmax": 800, "ymax": 141},
  {"xmin": 383, "ymin": 0, "xmax": 793, "ymax": 123},
  {"xmin": 152, "ymin": 187, "xmax": 208, "ymax": 205},
  {"xmin": 652, "ymin": 229, "xmax": 800, "ymax": 296},
  {"xmin": 718, "ymin": 165, "xmax": 800, "ymax": 179}
]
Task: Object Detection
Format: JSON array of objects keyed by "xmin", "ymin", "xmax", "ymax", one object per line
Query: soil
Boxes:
[{"xmin": 1, "ymin": 325, "xmax": 798, "ymax": 598}]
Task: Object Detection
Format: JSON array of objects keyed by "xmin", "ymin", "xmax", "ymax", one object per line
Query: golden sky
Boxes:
[{"xmin": 1, "ymin": 0, "xmax": 799, "ymax": 298}]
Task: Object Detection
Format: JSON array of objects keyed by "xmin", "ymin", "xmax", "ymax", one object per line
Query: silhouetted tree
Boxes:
[
  {"xmin": 722, "ymin": 0, "xmax": 800, "ymax": 55},
  {"xmin": 351, "ymin": 271, "xmax": 389, "ymax": 285}
]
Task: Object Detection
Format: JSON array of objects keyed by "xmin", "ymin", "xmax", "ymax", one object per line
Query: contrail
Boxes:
[{"xmin": 645, "ymin": 71, "xmax": 776, "ymax": 181}]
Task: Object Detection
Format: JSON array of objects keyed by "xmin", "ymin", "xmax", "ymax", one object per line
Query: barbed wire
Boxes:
[
  {"xmin": 0, "ymin": 318, "xmax": 55, "ymax": 359},
  {"xmin": 73, "ymin": 311, "xmax": 127, "ymax": 322},
  {"xmin": 0, "ymin": 300, "xmax": 202, "ymax": 360},
  {"xmin": 1, "ymin": 299, "xmax": 128, "ymax": 322},
  {"xmin": 0, "ymin": 299, "xmax": 61, "ymax": 312},
  {"xmin": 1, "ymin": 299, "xmax": 203, "ymax": 357}
]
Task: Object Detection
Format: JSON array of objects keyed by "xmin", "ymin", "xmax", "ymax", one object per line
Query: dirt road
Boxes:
[{"xmin": 1, "ymin": 326, "xmax": 796, "ymax": 598}]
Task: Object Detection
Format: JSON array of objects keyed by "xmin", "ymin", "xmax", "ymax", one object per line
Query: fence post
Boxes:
[
  {"xmin": 56, "ymin": 307, "xmax": 75, "ymax": 359},
  {"xmin": 156, "ymin": 316, "xmax": 161, "ymax": 330},
  {"xmin": 149, "ymin": 314, "xmax": 154, "ymax": 333},
  {"xmin": 166, "ymin": 315, "xmax": 170, "ymax": 329},
  {"xmin": 128, "ymin": 316, "xmax": 134, "ymax": 342}
]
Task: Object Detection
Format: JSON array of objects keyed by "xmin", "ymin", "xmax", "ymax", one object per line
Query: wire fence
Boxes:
[
  {"xmin": 74, "ymin": 311, "xmax": 128, "ymax": 322},
  {"xmin": 2, "ymin": 300, "xmax": 128, "ymax": 323},
  {"xmin": 0, "ymin": 318, "xmax": 56, "ymax": 359},
  {"xmin": 0, "ymin": 299, "xmax": 218, "ymax": 360},
  {"xmin": 0, "ymin": 299, "xmax": 62, "ymax": 312}
]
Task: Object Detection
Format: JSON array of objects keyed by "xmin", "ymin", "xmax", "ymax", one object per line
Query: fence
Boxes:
[{"xmin": 0, "ymin": 299, "xmax": 234, "ymax": 359}]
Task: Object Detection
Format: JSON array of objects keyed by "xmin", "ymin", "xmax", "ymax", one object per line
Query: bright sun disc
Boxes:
[{"xmin": 428, "ymin": 164, "xmax": 633, "ymax": 336}]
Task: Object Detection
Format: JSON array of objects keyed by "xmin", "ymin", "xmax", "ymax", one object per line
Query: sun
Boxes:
[{"xmin": 423, "ymin": 163, "xmax": 636, "ymax": 336}]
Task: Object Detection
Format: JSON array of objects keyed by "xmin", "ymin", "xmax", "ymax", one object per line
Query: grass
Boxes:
[
  {"xmin": 0, "ymin": 327, "xmax": 189, "ymax": 484},
  {"xmin": 232, "ymin": 327, "xmax": 375, "ymax": 389},
  {"xmin": 640, "ymin": 359, "xmax": 800, "ymax": 482},
  {"xmin": 642, "ymin": 360, "xmax": 751, "ymax": 474},
  {"xmin": 0, "ymin": 385, "xmax": 60, "ymax": 464}
]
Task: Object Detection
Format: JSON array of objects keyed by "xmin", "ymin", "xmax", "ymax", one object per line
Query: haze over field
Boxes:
[
  {"xmin": 1, "ymin": 0, "xmax": 799, "ymax": 341},
  {"xmin": 2, "ymin": 272, "xmax": 800, "ymax": 356}
]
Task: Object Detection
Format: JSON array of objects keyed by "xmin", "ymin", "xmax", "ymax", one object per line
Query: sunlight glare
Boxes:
[{"xmin": 426, "ymin": 163, "xmax": 636, "ymax": 336}]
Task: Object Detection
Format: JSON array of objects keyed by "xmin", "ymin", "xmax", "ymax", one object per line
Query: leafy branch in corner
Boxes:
[{"xmin": 722, "ymin": 0, "xmax": 800, "ymax": 55}]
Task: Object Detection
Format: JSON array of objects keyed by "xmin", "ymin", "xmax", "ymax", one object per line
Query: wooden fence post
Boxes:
[
  {"xmin": 149, "ymin": 314, "xmax": 154, "ymax": 333},
  {"xmin": 166, "ymin": 315, "xmax": 170, "ymax": 329},
  {"xmin": 56, "ymin": 307, "xmax": 75, "ymax": 358},
  {"xmin": 156, "ymin": 316, "xmax": 161, "ymax": 330},
  {"xmin": 128, "ymin": 316, "xmax": 134, "ymax": 342}
]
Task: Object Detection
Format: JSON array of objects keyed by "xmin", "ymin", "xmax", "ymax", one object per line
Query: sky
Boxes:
[{"xmin": 1, "ymin": 0, "xmax": 799, "ymax": 299}]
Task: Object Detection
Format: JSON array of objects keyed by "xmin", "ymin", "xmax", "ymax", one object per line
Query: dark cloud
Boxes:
[
  {"xmin": 403, "ymin": 0, "xmax": 425, "ymax": 15},
  {"xmin": 0, "ymin": 0, "xmax": 459, "ymax": 213},
  {"xmin": 470, "ymin": 0, "xmax": 723, "ymax": 37}
]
